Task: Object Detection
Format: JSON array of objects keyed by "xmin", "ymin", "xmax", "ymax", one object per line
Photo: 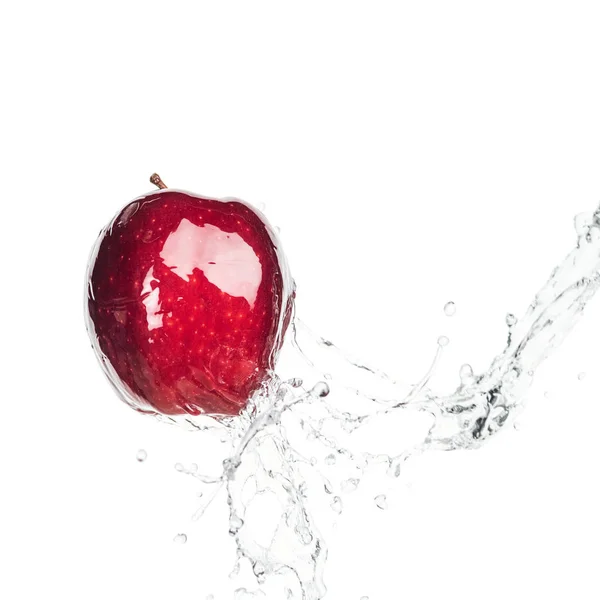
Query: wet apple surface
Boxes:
[{"xmin": 86, "ymin": 185, "xmax": 293, "ymax": 416}]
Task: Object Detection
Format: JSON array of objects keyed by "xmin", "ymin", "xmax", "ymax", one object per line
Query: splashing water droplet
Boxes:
[
  {"xmin": 253, "ymin": 561, "xmax": 266, "ymax": 584},
  {"xmin": 330, "ymin": 496, "xmax": 343, "ymax": 514},
  {"xmin": 444, "ymin": 301, "xmax": 456, "ymax": 316},
  {"xmin": 578, "ymin": 371, "xmax": 587, "ymax": 381},
  {"xmin": 311, "ymin": 382, "xmax": 330, "ymax": 397},
  {"xmin": 136, "ymin": 449, "xmax": 147, "ymax": 462},
  {"xmin": 173, "ymin": 533, "xmax": 187, "ymax": 544},
  {"xmin": 325, "ymin": 453, "xmax": 337, "ymax": 466},
  {"xmin": 459, "ymin": 363, "xmax": 473, "ymax": 382},
  {"xmin": 374, "ymin": 494, "xmax": 388, "ymax": 510},
  {"xmin": 229, "ymin": 514, "xmax": 244, "ymax": 536},
  {"xmin": 506, "ymin": 313, "xmax": 517, "ymax": 327},
  {"xmin": 437, "ymin": 335, "xmax": 449, "ymax": 347}
]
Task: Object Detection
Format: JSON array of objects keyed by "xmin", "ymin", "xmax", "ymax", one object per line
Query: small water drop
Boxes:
[
  {"xmin": 360, "ymin": 596, "xmax": 370, "ymax": 600},
  {"xmin": 513, "ymin": 421, "xmax": 521, "ymax": 431},
  {"xmin": 578, "ymin": 371, "xmax": 587, "ymax": 381},
  {"xmin": 310, "ymin": 457, "xmax": 318, "ymax": 466},
  {"xmin": 444, "ymin": 301, "xmax": 456, "ymax": 316},
  {"xmin": 311, "ymin": 382, "xmax": 330, "ymax": 397},
  {"xmin": 174, "ymin": 463, "xmax": 184, "ymax": 472},
  {"xmin": 173, "ymin": 533, "xmax": 187, "ymax": 544},
  {"xmin": 374, "ymin": 494, "xmax": 388, "ymax": 510},
  {"xmin": 206, "ymin": 595, "xmax": 214, "ymax": 600},
  {"xmin": 459, "ymin": 364, "xmax": 473, "ymax": 382},
  {"xmin": 506, "ymin": 313, "xmax": 517, "ymax": 327},
  {"xmin": 437, "ymin": 335, "xmax": 449, "ymax": 347},
  {"xmin": 136, "ymin": 449, "xmax": 147, "ymax": 463},
  {"xmin": 330, "ymin": 496, "xmax": 343, "ymax": 514},
  {"xmin": 544, "ymin": 391, "xmax": 552, "ymax": 399},
  {"xmin": 325, "ymin": 453, "xmax": 337, "ymax": 466}
]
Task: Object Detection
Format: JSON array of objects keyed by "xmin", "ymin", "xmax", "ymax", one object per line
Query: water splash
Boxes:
[{"xmin": 161, "ymin": 207, "xmax": 600, "ymax": 598}]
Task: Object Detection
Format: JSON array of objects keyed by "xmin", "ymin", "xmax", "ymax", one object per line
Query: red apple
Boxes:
[{"xmin": 85, "ymin": 175, "xmax": 294, "ymax": 417}]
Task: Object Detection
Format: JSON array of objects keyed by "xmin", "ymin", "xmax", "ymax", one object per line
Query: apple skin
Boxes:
[{"xmin": 85, "ymin": 189, "xmax": 294, "ymax": 417}]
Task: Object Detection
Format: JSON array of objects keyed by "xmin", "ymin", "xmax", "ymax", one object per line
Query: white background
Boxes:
[{"xmin": 2, "ymin": 1, "xmax": 600, "ymax": 599}]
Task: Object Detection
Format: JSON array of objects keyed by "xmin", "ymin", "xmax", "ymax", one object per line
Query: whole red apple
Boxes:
[{"xmin": 85, "ymin": 175, "xmax": 294, "ymax": 417}]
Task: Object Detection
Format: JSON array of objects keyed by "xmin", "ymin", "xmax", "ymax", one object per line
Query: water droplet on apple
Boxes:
[
  {"xmin": 173, "ymin": 533, "xmax": 187, "ymax": 544},
  {"xmin": 437, "ymin": 335, "xmax": 449, "ymax": 347},
  {"xmin": 136, "ymin": 449, "xmax": 147, "ymax": 462},
  {"xmin": 182, "ymin": 402, "xmax": 203, "ymax": 416},
  {"xmin": 444, "ymin": 301, "xmax": 456, "ymax": 316}
]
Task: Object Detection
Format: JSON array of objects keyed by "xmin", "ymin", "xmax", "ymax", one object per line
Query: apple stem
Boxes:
[{"xmin": 150, "ymin": 173, "xmax": 168, "ymax": 189}]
